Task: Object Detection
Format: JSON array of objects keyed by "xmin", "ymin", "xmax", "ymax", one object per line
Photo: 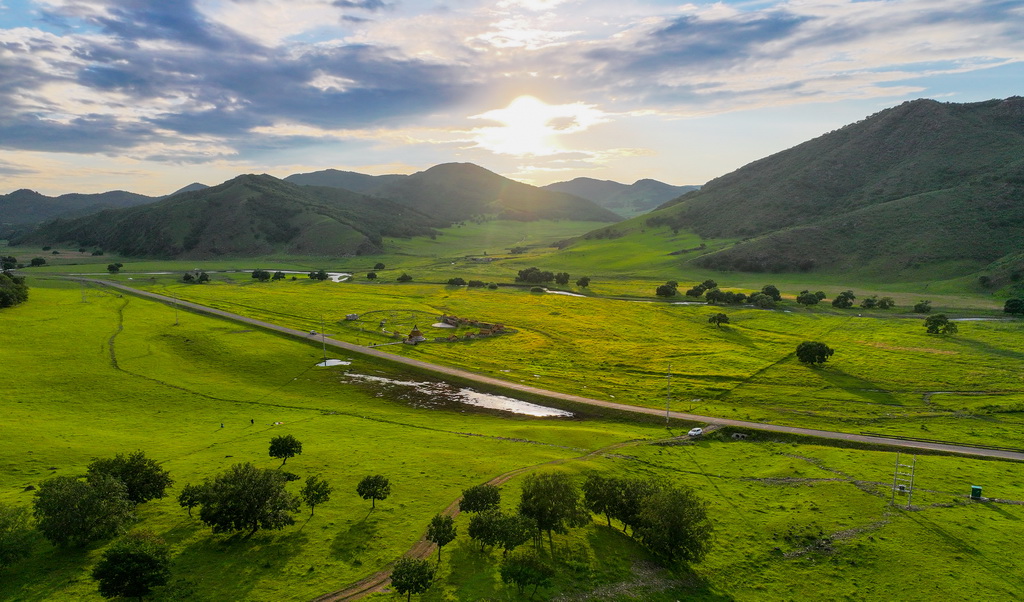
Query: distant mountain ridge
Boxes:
[
  {"xmin": 14, "ymin": 174, "xmax": 443, "ymax": 258},
  {"xmin": 0, "ymin": 189, "xmax": 156, "ymax": 227},
  {"xmin": 286, "ymin": 163, "xmax": 622, "ymax": 223},
  {"xmin": 590, "ymin": 96, "xmax": 1024, "ymax": 280},
  {"xmin": 542, "ymin": 177, "xmax": 699, "ymax": 217}
]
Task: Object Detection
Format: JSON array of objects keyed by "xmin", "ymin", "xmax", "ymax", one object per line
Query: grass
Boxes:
[
  {"xmin": 107, "ymin": 271, "xmax": 1024, "ymax": 450},
  {"xmin": 3, "ymin": 283, "xmax": 1024, "ymax": 601}
]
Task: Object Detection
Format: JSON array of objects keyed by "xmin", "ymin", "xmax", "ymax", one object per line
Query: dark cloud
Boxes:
[
  {"xmin": 588, "ymin": 11, "xmax": 810, "ymax": 75},
  {"xmin": 0, "ymin": 161, "xmax": 35, "ymax": 176},
  {"xmin": 332, "ymin": 0, "xmax": 392, "ymax": 11},
  {"xmin": 0, "ymin": 114, "xmax": 161, "ymax": 154}
]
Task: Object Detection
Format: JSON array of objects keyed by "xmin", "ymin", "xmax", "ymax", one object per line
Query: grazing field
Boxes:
[
  {"xmin": 115, "ymin": 272, "xmax": 1024, "ymax": 451},
  {"xmin": 3, "ymin": 284, "xmax": 1024, "ymax": 601}
]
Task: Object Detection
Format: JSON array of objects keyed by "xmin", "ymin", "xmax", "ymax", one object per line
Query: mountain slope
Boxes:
[
  {"xmin": 0, "ymin": 189, "xmax": 156, "ymax": 226},
  {"xmin": 15, "ymin": 175, "xmax": 442, "ymax": 258},
  {"xmin": 609, "ymin": 97, "xmax": 1024, "ymax": 278},
  {"xmin": 287, "ymin": 163, "xmax": 622, "ymax": 223},
  {"xmin": 543, "ymin": 177, "xmax": 699, "ymax": 217}
]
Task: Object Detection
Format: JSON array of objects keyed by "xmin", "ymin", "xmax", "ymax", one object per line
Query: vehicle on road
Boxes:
[{"xmin": 688, "ymin": 427, "xmax": 703, "ymax": 437}]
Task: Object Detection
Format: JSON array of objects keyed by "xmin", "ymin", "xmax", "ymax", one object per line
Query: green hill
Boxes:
[
  {"xmin": 0, "ymin": 189, "xmax": 156, "ymax": 236},
  {"xmin": 585, "ymin": 97, "xmax": 1024, "ymax": 280},
  {"xmin": 13, "ymin": 174, "xmax": 442, "ymax": 258},
  {"xmin": 543, "ymin": 177, "xmax": 699, "ymax": 217},
  {"xmin": 288, "ymin": 162, "xmax": 622, "ymax": 223}
]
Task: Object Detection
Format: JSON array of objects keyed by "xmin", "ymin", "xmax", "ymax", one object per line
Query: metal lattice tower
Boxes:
[{"xmin": 890, "ymin": 452, "xmax": 917, "ymax": 509}]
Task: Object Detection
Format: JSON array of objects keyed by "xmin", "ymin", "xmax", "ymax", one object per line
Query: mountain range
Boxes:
[{"xmin": 542, "ymin": 178, "xmax": 699, "ymax": 217}]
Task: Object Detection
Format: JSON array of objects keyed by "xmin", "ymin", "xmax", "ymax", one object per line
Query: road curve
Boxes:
[{"xmin": 79, "ymin": 277, "xmax": 1024, "ymax": 463}]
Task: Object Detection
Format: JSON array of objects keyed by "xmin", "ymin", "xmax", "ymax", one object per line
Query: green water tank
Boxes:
[{"xmin": 971, "ymin": 485, "xmax": 982, "ymax": 500}]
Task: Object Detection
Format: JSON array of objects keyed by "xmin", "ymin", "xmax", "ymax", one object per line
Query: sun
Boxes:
[{"xmin": 469, "ymin": 95, "xmax": 607, "ymax": 157}]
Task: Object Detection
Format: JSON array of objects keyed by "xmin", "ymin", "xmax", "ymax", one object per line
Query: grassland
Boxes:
[{"xmin": 3, "ymin": 283, "xmax": 1024, "ymax": 601}]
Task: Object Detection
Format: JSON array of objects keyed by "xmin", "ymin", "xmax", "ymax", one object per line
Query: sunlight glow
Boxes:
[{"xmin": 469, "ymin": 96, "xmax": 609, "ymax": 156}]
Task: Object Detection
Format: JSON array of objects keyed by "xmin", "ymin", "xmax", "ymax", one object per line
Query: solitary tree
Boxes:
[
  {"xmin": 796, "ymin": 290, "xmax": 820, "ymax": 306},
  {"xmin": 635, "ymin": 486, "xmax": 714, "ymax": 565},
  {"xmin": 500, "ymin": 552, "xmax": 555, "ymax": 598},
  {"xmin": 760, "ymin": 284, "xmax": 782, "ymax": 301},
  {"xmin": 518, "ymin": 473, "xmax": 589, "ymax": 550},
  {"xmin": 708, "ymin": 313, "xmax": 729, "ymax": 328},
  {"xmin": 460, "ymin": 484, "xmax": 501, "ymax": 514},
  {"xmin": 300, "ymin": 475, "xmax": 332, "ymax": 516},
  {"xmin": 924, "ymin": 314, "xmax": 958, "ymax": 335},
  {"xmin": 91, "ymin": 531, "xmax": 171, "ymax": 601},
  {"xmin": 796, "ymin": 341, "xmax": 834, "ymax": 366},
  {"xmin": 396, "ymin": 273, "xmax": 413, "ymax": 283},
  {"xmin": 367, "ymin": 272, "xmax": 377, "ymax": 280},
  {"xmin": 374, "ymin": 262, "xmax": 386, "ymax": 270},
  {"xmin": 426, "ymin": 514, "xmax": 457, "ymax": 565},
  {"xmin": 832, "ymin": 290, "xmax": 856, "ymax": 309},
  {"xmin": 177, "ymin": 484, "xmax": 203, "ymax": 518},
  {"xmin": 269, "ymin": 435, "xmax": 303, "ymax": 466},
  {"xmin": 655, "ymin": 283, "xmax": 677, "ymax": 298},
  {"xmin": 554, "ymin": 272, "xmax": 571, "ymax": 286},
  {"xmin": 356, "ymin": 475, "xmax": 391, "ymax": 509},
  {"xmin": 196, "ymin": 463, "xmax": 300, "ymax": 536},
  {"xmin": 1004, "ymin": 298, "xmax": 1024, "ymax": 315},
  {"xmin": 576, "ymin": 276, "xmax": 591, "ymax": 288},
  {"xmin": 877, "ymin": 296, "xmax": 895, "ymax": 309},
  {"xmin": 390, "ymin": 557, "xmax": 435, "ymax": 601},
  {"xmin": 913, "ymin": 300, "xmax": 932, "ymax": 313},
  {"xmin": 33, "ymin": 475, "xmax": 135, "ymax": 547},
  {"xmin": 30, "ymin": 257, "xmax": 46, "ymax": 267},
  {"xmin": 106, "ymin": 263, "xmax": 123, "ymax": 274},
  {"xmin": 87, "ymin": 451, "xmax": 173, "ymax": 505},
  {"xmin": 0, "ymin": 503, "xmax": 34, "ymax": 568}
]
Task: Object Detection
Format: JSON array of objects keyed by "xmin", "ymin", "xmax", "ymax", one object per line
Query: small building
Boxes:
[
  {"xmin": 345, "ymin": 314, "xmax": 359, "ymax": 321},
  {"xmin": 404, "ymin": 325, "xmax": 427, "ymax": 344}
]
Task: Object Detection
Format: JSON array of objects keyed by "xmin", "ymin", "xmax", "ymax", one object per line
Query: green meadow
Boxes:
[
  {"xmin": 3, "ymin": 284, "xmax": 1024, "ymax": 601},
  {"xmin": 107, "ymin": 267, "xmax": 1024, "ymax": 451}
]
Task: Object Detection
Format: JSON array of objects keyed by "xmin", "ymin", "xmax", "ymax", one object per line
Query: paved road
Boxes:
[{"xmin": 81, "ymin": 277, "xmax": 1024, "ymax": 462}]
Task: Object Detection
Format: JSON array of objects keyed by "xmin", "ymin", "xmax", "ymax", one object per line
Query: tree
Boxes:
[
  {"xmin": 496, "ymin": 513, "xmax": 535, "ymax": 557},
  {"xmin": 367, "ymin": 272, "xmax": 377, "ymax": 280},
  {"xmin": 516, "ymin": 267, "xmax": 555, "ymax": 283},
  {"xmin": 500, "ymin": 552, "xmax": 554, "ymax": 598},
  {"xmin": 177, "ymin": 484, "xmax": 203, "ymax": 518},
  {"xmin": 877, "ymin": 296, "xmax": 895, "ymax": 310},
  {"xmin": 272, "ymin": 271, "xmax": 285, "ymax": 281},
  {"xmin": 832, "ymin": 290, "xmax": 856, "ymax": 309},
  {"xmin": 0, "ymin": 256, "xmax": 16, "ymax": 270},
  {"xmin": 0, "ymin": 271, "xmax": 29, "ymax": 308},
  {"xmin": 576, "ymin": 276, "xmax": 590, "ymax": 288},
  {"xmin": 655, "ymin": 283, "xmax": 677, "ymax": 298},
  {"xmin": 685, "ymin": 286, "xmax": 705, "ymax": 298},
  {"xmin": 635, "ymin": 486, "xmax": 714, "ymax": 565},
  {"xmin": 374, "ymin": 262, "xmax": 386, "ymax": 270},
  {"xmin": 796, "ymin": 341, "xmax": 834, "ymax": 366},
  {"xmin": 748, "ymin": 292, "xmax": 775, "ymax": 309},
  {"xmin": 251, "ymin": 269, "xmax": 271, "ymax": 282},
  {"xmin": 447, "ymin": 277, "xmax": 467, "ymax": 286},
  {"xmin": 426, "ymin": 514, "xmax": 457, "ymax": 565},
  {"xmin": 913, "ymin": 300, "xmax": 932, "ymax": 313},
  {"xmin": 610, "ymin": 478, "xmax": 659, "ymax": 535},
  {"xmin": 860, "ymin": 295, "xmax": 878, "ymax": 309},
  {"xmin": 300, "ymin": 475, "xmax": 332, "ymax": 516},
  {"xmin": 925, "ymin": 314, "xmax": 958, "ymax": 335},
  {"xmin": 33, "ymin": 475, "xmax": 134, "ymax": 547},
  {"xmin": 467, "ymin": 509, "xmax": 504, "ymax": 551},
  {"xmin": 0, "ymin": 504, "xmax": 33, "ymax": 568},
  {"xmin": 196, "ymin": 463, "xmax": 300, "ymax": 536},
  {"xmin": 356, "ymin": 475, "xmax": 391, "ymax": 509},
  {"xmin": 796, "ymin": 290, "xmax": 820, "ymax": 306},
  {"xmin": 91, "ymin": 531, "xmax": 171, "ymax": 601},
  {"xmin": 1004, "ymin": 298, "xmax": 1024, "ymax": 315},
  {"xmin": 390, "ymin": 557, "xmax": 435, "ymax": 602},
  {"xmin": 701, "ymin": 279, "xmax": 718, "ymax": 290},
  {"xmin": 518, "ymin": 473, "xmax": 589, "ymax": 550},
  {"xmin": 30, "ymin": 257, "xmax": 46, "ymax": 267},
  {"xmin": 396, "ymin": 273, "xmax": 413, "ymax": 283},
  {"xmin": 708, "ymin": 313, "xmax": 729, "ymax": 328},
  {"xmin": 761, "ymin": 284, "xmax": 781, "ymax": 301},
  {"xmin": 460, "ymin": 484, "xmax": 501, "ymax": 514},
  {"xmin": 87, "ymin": 451, "xmax": 173, "ymax": 505},
  {"xmin": 269, "ymin": 434, "xmax": 303, "ymax": 466},
  {"xmin": 582, "ymin": 474, "xmax": 618, "ymax": 528},
  {"xmin": 309, "ymin": 269, "xmax": 329, "ymax": 281},
  {"xmin": 107, "ymin": 263, "xmax": 123, "ymax": 274},
  {"xmin": 554, "ymin": 272, "xmax": 570, "ymax": 286}
]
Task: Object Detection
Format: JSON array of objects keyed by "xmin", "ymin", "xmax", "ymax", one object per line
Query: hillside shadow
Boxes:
[
  {"xmin": 814, "ymin": 369, "xmax": 901, "ymax": 406},
  {"xmin": 947, "ymin": 336, "xmax": 1024, "ymax": 362},
  {"xmin": 714, "ymin": 326, "xmax": 760, "ymax": 349},
  {"xmin": 169, "ymin": 529, "xmax": 310, "ymax": 601},
  {"xmin": 330, "ymin": 517, "xmax": 380, "ymax": 563}
]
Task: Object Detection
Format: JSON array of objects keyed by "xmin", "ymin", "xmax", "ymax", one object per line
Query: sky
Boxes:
[{"xmin": 0, "ymin": 0, "xmax": 1022, "ymax": 196}]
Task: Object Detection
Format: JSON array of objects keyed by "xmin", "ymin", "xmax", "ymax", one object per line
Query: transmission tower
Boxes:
[{"xmin": 890, "ymin": 452, "xmax": 917, "ymax": 509}]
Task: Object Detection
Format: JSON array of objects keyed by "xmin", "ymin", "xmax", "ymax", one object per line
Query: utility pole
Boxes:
[
  {"xmin": 320, "ymin": 314, "xmax": 327, "ymax": 364},
  {"xmin": 665, "ymin": 363, "xmax": 672, "ymax": 425}
]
